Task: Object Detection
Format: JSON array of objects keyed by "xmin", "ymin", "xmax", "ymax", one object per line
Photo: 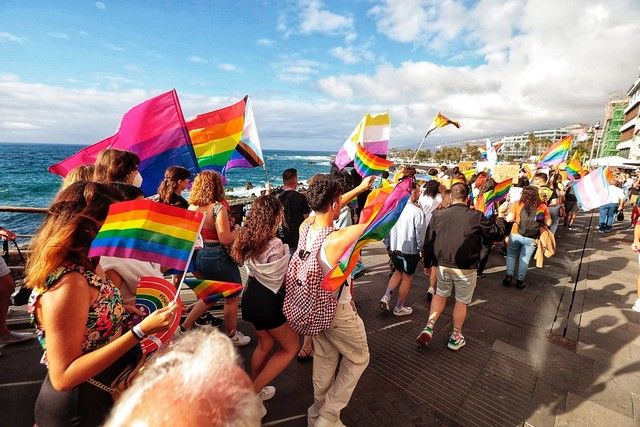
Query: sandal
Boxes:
[{"xmin": 296, "ymin": 347, "xmax": 313, "ymax": 363}]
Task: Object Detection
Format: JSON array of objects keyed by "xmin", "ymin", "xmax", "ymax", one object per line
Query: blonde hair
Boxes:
[
  {"xmin": 61, "ymin": 165, "xmax": 95, "ymax": 190},
  {"xmin": 25, "ymin": 182, "xmax": 123, "ymax": 290},
  {"xmin": 188, "ymin": 171, "xmax": 225, "ymax": 206}
]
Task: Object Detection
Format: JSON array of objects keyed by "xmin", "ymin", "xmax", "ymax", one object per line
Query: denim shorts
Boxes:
[{"xmin": 195, "ymin": 242, "xmax": 241, "ymax": 283}]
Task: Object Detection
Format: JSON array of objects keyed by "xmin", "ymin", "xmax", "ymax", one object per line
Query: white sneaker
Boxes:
[
  {"xmin": 229, "ymin": 330, "xmax": 251, "ymax": 347},
  {"xmin": 0, "ymin": 330, "xmax": 35, "ymax": 345},
  {"xmin": 259, "ymin": 385, "xmax": 276, "ymax": 401},
  {"xmin": 393, "ymin": 306, "xmax": 413, "ymax": 316},
  {"xmin": 379, "ymin": 295, "xmax": 390, "ymax": 312},
  {"xmin": 632, "ymin": 299, "xmax": 640, "ymax": 313}
]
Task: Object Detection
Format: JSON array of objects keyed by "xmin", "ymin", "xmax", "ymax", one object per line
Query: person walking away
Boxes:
[
  {"xmin": 380, "ymin": 181, "xmax": 426, "ymax": 316},
  {"xmin": 547, "ymin": 172, "xmax": 564, "ymax": 234},
  {"xmin": 503, "ymin": 186, "xmax": 552, "ymax": 289},
  {"xmin": 417, "ymin": 183, "xmax": 506, "ymax": 351},
  {"xmin": 418, "ymin": 180, "xmax": 442, "ymax": 299},
  {"xmin": 181, "ymin": 171, "xmax": 250, "ymax": 346},
  {"xmin": 563, "ymin": 179, "xmax": 579, "ymax": 230},
  {"xmin": 474, "ymin": 178, "xmax": 497, "ymax": 277},
  {"xmin": 599, "ymin": 182, "xmax": 625, "ymax": 233},
  {"xmin": 276, "ymin": 168, "xmax": 310, "ymax": 256},
  {"xmin": 284, "ymin": 175, "xmax": 373, "ymax": 426},
  {"xmin": 230, "ymin": 195, "xmax": 298, "ymax": 416}
]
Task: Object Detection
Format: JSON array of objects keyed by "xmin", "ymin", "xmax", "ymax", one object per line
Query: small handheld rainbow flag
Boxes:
[
  {"xmin": 321, "ymin": 179, "xmax": 412, "ymax": 292},
  {"xmin": 183, "ymin": 278, "xmax": 243, "ymax": 304},
  {"xmin": 424, "ymin": 111, "xmax": 460, "ymax": 138},
  {"xmin": 537, "ymin": 134, "xmax": 573, "ymax": 167},
  {"xmin": 564, "ymin": 152, "xmax": 582, "ymax": 176},
  {"xmin": 89, "ymin": 200, "xmax": 204, "ymax": 271},
  {"xmin": 482, "ymin": 178, "xmax": 513, "ymax": 216},
  {"xmin": 354, "ymin": 144, "xmax": 394, "ymax": 177}
]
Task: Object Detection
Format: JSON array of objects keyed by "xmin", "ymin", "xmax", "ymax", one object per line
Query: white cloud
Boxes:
[
  {"xmin": 189, "ymin": 55, "xmax": 208, "ymax": 64},
  {"xmin": 0, "ymin": 31, "xmax": 23, "ymax": 43},
  {"xmin": 272, "ymin": 58, "xmax": 325, "ymax": 83},
  {"xmin": 279, "ymin": 0, "xmax": 356, "ymax": 41},
  {"xmin": 218, "ymin": 63, "xmax": 237, "ymax": 72},
  {"xmin": 105, "ymin": 43, "xmax": 125, "ymax": 52},
  {"xmin": 95, "ymin": 2, "xmax": 106, "ymax": 10},
  {"xmin": 330, "ymin": 39, "xmax": 378, "ymax": 65},
  {"xmin": 48, "ymin": 32, "xmax": 70, "ymax": 40},
  {"xmin": 317, "ymin": 0, "xmax": 640, "ymax": 141},
  {"xmin": 94, "ymin": 73, "xmax": 137, "ymax": 90},
  {"xmin": 256, "ymin": 38, "xmax": 275, "ymax": 47}
]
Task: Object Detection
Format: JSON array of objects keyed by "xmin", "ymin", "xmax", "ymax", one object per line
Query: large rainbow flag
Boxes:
[
  {"xmin": 321, "ymin": 178, "xmax": 412, "ymax": 292},
  {"xmin": 186, "ymin": 97, "xmax": 247, "ymax": 173},
  {"xmin": 49, "ymin": 90, "xmax": 200, "ymax": 196},
  {"xmin": 183, "ymin": 278, "xmax": 243, "ymax": 304},
  {"xmin": 335, "ymin": 112, "xmax": 390, "ymax": 169},
  {"xmin": 537, "ymin": 134, "xmax": 573, "ymax": 167},
  {"xmin": 424, "ymin": 111, "xmax": 460, "ymax": 138},
  {"xmin": 354, "ymin": 144, "xmax": 393, "ymax": 177},
  {"xmin": 88, "ymin": 200, "xmax": 204, "ymax": 271}
]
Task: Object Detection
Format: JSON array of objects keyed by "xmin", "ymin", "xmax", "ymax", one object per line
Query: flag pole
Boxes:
[
  {"xmin": 409, "ymin": 131, "xmax": 430, "ymax": 166},
  {"xmin": 173, "ymin": 215, "xmax": 206, "ymax": 303}
]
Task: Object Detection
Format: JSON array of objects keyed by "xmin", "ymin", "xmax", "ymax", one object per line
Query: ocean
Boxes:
[{"xmin": 0, "ymin": 142, "xmax": 335, "ymax": 238}]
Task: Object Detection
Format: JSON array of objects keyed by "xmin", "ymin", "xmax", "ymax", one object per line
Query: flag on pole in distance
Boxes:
[
  {"xmin": 537, "ymin": 134, "xmax": 573, "ymax": 167},
  {"xmin": 49, "ymin": 90, "xmax": 200, "ymax": 196},
  {"xmin": 573, "ymin": 167, "xmax": 611, "ymax": 211},
  {"xmin": 334, "ymin": 112, "xmax": 390, "ymax": 169},
  {"xmin": 88, "ymin": 200, "xmax": 204, "ymax": 271},
  {"xmin": 424, "ymin": 111, "xmax": 460, "ymax": 138}
]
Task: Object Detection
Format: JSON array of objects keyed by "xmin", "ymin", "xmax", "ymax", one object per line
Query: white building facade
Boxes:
[
  {"xmin": 499, "ymin": 128, "xmax": 571, "ymax": 160},
  {"xmin": 618, "ymin": 74, "xmax": 640, "ymax": 160}
]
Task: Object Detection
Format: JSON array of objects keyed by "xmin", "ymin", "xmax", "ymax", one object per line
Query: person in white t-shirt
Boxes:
[
  {"xmin": 418, "ymin": 180, "xmax": 442, "ymax": 298},
  {"xmin": 599, "ymin": 183, "xmax": 625, "ymax": 233}
]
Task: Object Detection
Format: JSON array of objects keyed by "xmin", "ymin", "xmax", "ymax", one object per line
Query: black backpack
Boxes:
[{"xmin": 518, "ymin": 206, "xmax": 541, "ymax": 238}]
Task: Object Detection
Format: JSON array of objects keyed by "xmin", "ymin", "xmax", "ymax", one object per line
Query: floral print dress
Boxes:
[{"xmin": 28, "ymin": 263, "xmax": 125, "ymax": 365}]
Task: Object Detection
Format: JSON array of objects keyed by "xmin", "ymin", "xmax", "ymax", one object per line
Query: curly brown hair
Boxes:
[
  {"xmin": 188, "ymin": 170, "xmax": 225, "ymax": 206},
  {"xmin": 520, "ymin": 186, "xmax": 541, "ymax": 212},
  {"xmin": 230, "ymin": 195, "xmax": 283, "ymax": 263}
]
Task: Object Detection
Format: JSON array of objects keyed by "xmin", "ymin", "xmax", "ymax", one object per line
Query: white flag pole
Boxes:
[{"xmin": 173, "ymin": 214, "xmax": 205, "ymax": 303}]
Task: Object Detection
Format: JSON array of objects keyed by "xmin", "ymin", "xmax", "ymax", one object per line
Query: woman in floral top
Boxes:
[{"xmin": 25, "ymin": 181, "xmax": 178, "ymax": 427}]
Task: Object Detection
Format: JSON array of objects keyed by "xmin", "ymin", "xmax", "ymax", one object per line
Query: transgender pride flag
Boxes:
[
  {"xmin": 573, "ymin": 167, "xmax": 611, "ymax": 211},
  {"xmin": 49, "ymin": 90, "xmax": 199, "ymax": 196}
]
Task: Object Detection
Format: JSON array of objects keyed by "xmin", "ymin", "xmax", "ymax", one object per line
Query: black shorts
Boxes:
[
  {"xmin": 390, "ymin": 252, "xmax": 420, "ymax": 275},
  {"xmin": 564, "ymin": 201, "xmax": 578, "ymax": 214},
  {"xmin": 241, "ymin": 276, "xmax": 287, "ymax": 331}
]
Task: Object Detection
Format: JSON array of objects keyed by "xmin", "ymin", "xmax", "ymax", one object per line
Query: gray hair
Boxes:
[{"xmin": 105, "ymin": 327, "xmax": 261, "ymax": 427}]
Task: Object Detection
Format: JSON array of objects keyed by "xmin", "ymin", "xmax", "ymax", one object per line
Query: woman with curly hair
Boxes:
[
  {"xmin": 503, "ymin": 185, "xmax": 552, "ymax": 289},
  {"xmin": 230, "ymin": 195, "xmax": 297, "ymax": 406},
  {"xmin": 156, "ymin": 166, "xmax": 191, "ymax": 209},
  {"xmin": 181, "ymin": 171, "xmax": 250, "ymax": 346},
  {"xmin": 26, "ymin": 181, "xmax": 177, "ymax": 426}
]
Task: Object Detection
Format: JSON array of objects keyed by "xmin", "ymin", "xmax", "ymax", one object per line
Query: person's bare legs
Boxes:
[
  {"xmin": 224, "ymin": 296, "xmax": 239, "ymax": 335},
  {"xmin": 298, "ymin": 335, "xmax": 313, "ymax": 358},
  {"xmin": 427, "ymin": 294, "xmax": 447, "ymax": 326},
  {"xmin": 452, "ymin": 301, "xmax": 468, "ymax": 331},
  {"xmin": 252, "ymin": 323, "xmax": 299, "ymax": 393},
  {"xmin": 181, "ymin": 299, "xmax": 211, "ymax": 330},
  {"xmin": 429, "ymin": 266, "xmax": 437, "ymax": 292},
  {"xmin": 395, "ymin": 273, "xmax": 413, "ymax": 308},
  {"xmin": 252, "ymin": 331, "xmax": 275, "ymax": 383},
  {"xmin": 0, "ymin": 273, "xmax": 15, "ymax": 336},
  {"xmin": 384, "ymin": 270, "xmax": 402, "ymax": 294}
]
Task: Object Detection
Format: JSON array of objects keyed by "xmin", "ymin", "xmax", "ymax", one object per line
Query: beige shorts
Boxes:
[{"xmin": 436, "ymin": 266, "xmax": 477, "ymax": 305}]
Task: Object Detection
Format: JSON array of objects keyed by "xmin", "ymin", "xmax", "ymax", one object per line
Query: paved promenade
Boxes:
[{"xmin": 2, "ymin": 210, "xmax": 640, "ymax": 426}]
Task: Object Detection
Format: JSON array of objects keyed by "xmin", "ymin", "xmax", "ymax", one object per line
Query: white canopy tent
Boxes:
[{"xmin": 588, "ymin": 156, "xmax": 634, "ymax": 168}]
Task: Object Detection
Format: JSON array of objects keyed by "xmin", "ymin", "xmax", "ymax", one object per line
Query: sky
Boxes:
[{"xmin": 1, "ymin": 0, "xmax": 639, "ymax": 151}]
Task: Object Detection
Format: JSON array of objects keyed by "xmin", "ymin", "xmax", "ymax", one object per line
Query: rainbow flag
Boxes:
[
  {"xmin": 49, "ymin": 90, "xmax": 200, "ymax": 196},
  {"xmin": 354, "ymin": 144, "xmax": 393, "ymax": 177},
  {"xmin": 88, "ymin": 200, "xmax": 204, "ymax": 271},
  {"xmin": 186, "ymin": 97, "xmax": 246, "ymax": 172},
  {"xmin": 424, "ymin": 111, "xmax": 460, "ymax": 138},
  {"xmin": 482, "ymin": 178, "xmax": 512, "ymax": 216},
  {"xmin": 321, "ymin": 179, "xmax": 412, "ymax": 292},
  {"xmin": 335, "ymin": 112, "xmax": 390, "ymax": 169},
  {"xmin": 183, "ymin": 278, "xmax": 243, "ymax": 304},
  {"xmin": 573, "ymin": 167, "xmax": 611, "ymax": 211},
  {"xmin": 537, "ymin": 134, "xmax": 573, "ymax": 167},
  {"xmin": 564, "ymin": 152, "xmax": 582, "ymax": 176}
]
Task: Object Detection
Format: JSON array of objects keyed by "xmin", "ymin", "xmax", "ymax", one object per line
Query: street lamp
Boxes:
[{"xmin": 588, "ymin": 121, "xmax": 602, "ymax": 164}]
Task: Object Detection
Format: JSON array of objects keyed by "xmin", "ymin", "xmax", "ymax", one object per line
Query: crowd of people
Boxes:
[{"xmin": 2, "ymin": 148, "xmax": 640, "ymax": 426}]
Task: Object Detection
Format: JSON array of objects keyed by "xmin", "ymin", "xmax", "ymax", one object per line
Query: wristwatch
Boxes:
[{"xmin": 132, "ymin": 324, "xmax": 147, "ymax": 340}]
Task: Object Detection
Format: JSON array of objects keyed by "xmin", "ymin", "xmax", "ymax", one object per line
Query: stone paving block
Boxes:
[
  {"xmin": 525, "ymin": 378, "xmax": 567, "ymax": 427},
  {"xmin": 491, "ymin": 339, "xmax": 543, "ymax": 370},
  {"xmin": 555, "ymin": 392, "xmax": 636, "ymax": 426},
  {"xmin": 578, "ymin": 327, "xmax": 632, "ymax": 358},
  {"xmin": 576, "ymin": 341, "xmax": 633, "ymax": 366}
]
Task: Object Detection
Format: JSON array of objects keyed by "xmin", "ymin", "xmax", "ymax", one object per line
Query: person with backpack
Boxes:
[
  {"xmin": 503, "ymin": 186, "xmax": 552, "ymax": 289},
  {"xmin": 283, "ymin": 174, "xmax": 373, "ymax": 427}
]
